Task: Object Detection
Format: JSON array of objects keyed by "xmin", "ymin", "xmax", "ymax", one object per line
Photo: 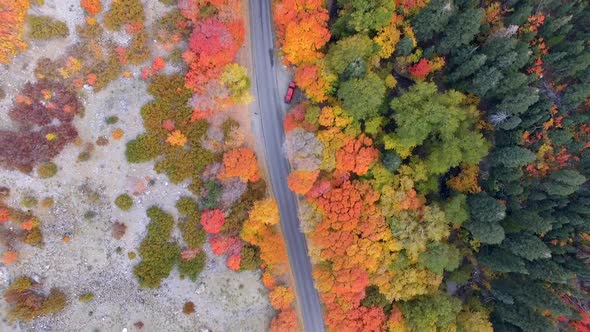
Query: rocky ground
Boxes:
[{"xmin": 0, "ymin": 1, "xmax": 273, "ymax": 331}]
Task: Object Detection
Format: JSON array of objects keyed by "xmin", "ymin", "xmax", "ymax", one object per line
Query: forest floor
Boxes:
[{"xmin": 0, "ymin": 0, "xmax": 273, "ymax": 331}]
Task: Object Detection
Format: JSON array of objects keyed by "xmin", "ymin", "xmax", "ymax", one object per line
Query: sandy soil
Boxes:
[{"xmin": 0, "ymin": 1, "xmax": 273, "ymax": 331}]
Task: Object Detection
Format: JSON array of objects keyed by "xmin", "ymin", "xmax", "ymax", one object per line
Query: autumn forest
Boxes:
[{"xmin": 0, "ymin": 0, "xmax": 589, "ymax": 331}]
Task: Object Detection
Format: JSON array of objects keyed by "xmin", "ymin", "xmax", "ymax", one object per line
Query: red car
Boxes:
[{"xmin": 284, "ymin": 81, "xmax": 296, "ymax": 103}]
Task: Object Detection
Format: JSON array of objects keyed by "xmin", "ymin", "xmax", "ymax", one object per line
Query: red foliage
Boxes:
[
  {"xmin": 152, "ymin": 56, "xmax": 166, "ymax": 71},
  {"xmin": 162, "ymin": 119, "xmax": 175, "ymax": 131},
  {"xmin": 283, "ymin": 104, "xmax": 317, "ymax": 132},
  {"xmin": 1, "ymin": 80, "xmax": 81, "ymax": 172},
  {"xmin": 335, "ymin": 135, "xmax": 379, "ymax": 175},
  {"xmin": 408, "ymin": 58, "xmax": 432, "ymax": 80},
  {"xmin": 209, "ymin": 235, "xmax": 241, "ymax": 256},
  {"xmin": 200, "ymin": 209, "xmax": 225, "ymax": 234},
  {"xmin": 184, "ymin": 18, "xmax": 242, "ymax": 93}
]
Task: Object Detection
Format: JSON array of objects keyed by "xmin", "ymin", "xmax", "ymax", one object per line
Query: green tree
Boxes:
[
  {"xmin": 541, "ymin": 169, "xmax": 586, "ymax": 197},
  {"xmin": 488, "ymin": 146, "xmax": 535, "ymax": 168},
  {"xmin": 337, "ymin": 72, "xmax": 386, "ymax": 120},
  {"xmin": 386, "ymin": 82, "xmax": 489, "ymax": 176},
  {"xmin": 333, "ymin": 0, "xmax": 395, "ymax": 35},
  {"xmin": 466, "ymin": 193, "xmax": 506, "ymax": 244},
  {"xmin": 326, "ymin": 34, "xmax": 378, "ymax": 77},
  {"xmin": 418, "ymin": 242, "xmax": 462, "ymax": 275},
  {"xmin": 400, "ymin": 292, "xmax": 462, "ymax": 332},
  {"xmin": 502, "ymin": 233, "xmax": 551, "ymax": 261},
  {"xmin": 411, "ymin": 0, "xmax": 454, "ymax": 42},
  {"xmin": 438, "ymin": 8, "xmax": 483, "ymax": 54}
]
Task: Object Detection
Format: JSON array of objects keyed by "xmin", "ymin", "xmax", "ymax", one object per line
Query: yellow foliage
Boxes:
[
  {"xmin": 430, "ymin": 56, "xmax": 446, "ymax": 72},
  {"xmin": 166, "ymin": 130, "xmax": 187, "ymax": 146},
  {"xmin": 375, "ymin": 24, "xmax": 401, "ymax": 59},
  {"xmin": 0, "ymin": 0, "xmax": 30, "ymax": 64},
  {"xmin": 249, "ymin": 198, "xmax": 279, "ymax": 226},
  {"xmin": 447, "ymin": 164, "xmax": 482, "ymax": 193}
]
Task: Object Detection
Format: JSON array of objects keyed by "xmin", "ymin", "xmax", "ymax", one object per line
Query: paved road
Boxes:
[{"xmin": 248, "ymin": 1, "xmax": 325, "ymax": 331}]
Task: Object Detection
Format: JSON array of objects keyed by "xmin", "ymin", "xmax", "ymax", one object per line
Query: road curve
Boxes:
[{"xmin": 248, "ymin": 0, "xmax": 325, "ymax": 331}]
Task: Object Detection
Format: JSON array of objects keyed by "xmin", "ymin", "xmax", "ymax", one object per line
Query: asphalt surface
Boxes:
[{"xmin": 248, "ymin": 0, "xmax": 326, "ymax": 331}]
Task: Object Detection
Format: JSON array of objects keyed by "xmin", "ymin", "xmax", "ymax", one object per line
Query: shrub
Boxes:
[
  {"xmin": 27, "ymin": 16, "xmax": 69, "ymax": 39},
  {"xmin": 37, "ymin": 162, "xmax": 58, "ymax": 178},
  {"xmin": 41, "ymin": 197, "xmax": 54, "ymax": 208},
  {"xmin": 4, "ymin": 277, "xmax": 66, "ymax": 322},
  {"xmin": 133, "ymin": 207, "xmax": 180, "ymax": 288},
  {"xmin": 159, "ymin": 0, "xmax": 177, "ymax": 6},
  {"xmin": 176, "ymin": 196, "xmax": 199, "ymax": 217},
  {"xmin": 125, "ymin": 134, "xmax": 160, "ymax": 163},
  {"xmin": 80, "ymin": 0, "xmax": 101, "ymax": 16},
  {"xmin": 104, "ymin": 0, "xmax": 145, "ymax": 31},
  {"xmin": 126, "ymin": 31, "xmax": 151, "ymax": 65},
  {"xmin": 177, "ymin": 197, "xmax": 206, "ymax": 249},
  {"xmin": 223, "ymin": 179, "xmax": 267, "ymax": 235},
  {"xmin": 106, "ymin": 116, "xmax": 119, "ymax": 125},
  {"xmin": 1, "ymin": 80, "xmax": 81, "ymax": 172},
  {"xmin": 183, "ymin": 301, "xmax": 195, "ymax": 315},
  {"xmin": 21, "ymin": 196, "xmax": 37, "ymax": 209},
  {"xmin": 178, "ymin": 251, "xmax": 206, "ymax": 281},
  {"xmin": 240, "ymin": 245, "xmax": 262, "ymax": 271},
  {"xmin": 114, "ymin": 194, "xmax": 133, "ymax": 211},
  {"xmin": 78, "ymin": 292, "xmax": 94, "ymax": 303}
]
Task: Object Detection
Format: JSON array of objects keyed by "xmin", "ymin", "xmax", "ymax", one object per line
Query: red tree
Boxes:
[
  {"xmin": 200, "ymin": 209, "xmax": 225, "ymax": 234},
  {"xmin": 408, "ymin": 58, "xmax": 432, "ymax": 80}
]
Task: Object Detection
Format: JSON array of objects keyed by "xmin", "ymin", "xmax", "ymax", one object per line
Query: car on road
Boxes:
[{"xmin": 284, "ymin": 81, "xmax": 296, "ymax": 103}]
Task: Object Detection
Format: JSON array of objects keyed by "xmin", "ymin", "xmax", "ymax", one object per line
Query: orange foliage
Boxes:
[
  {"xmin": 307, "ymin": 178, "xmax": 395, "ymax": 330},
  {"xmin": 294, "ymin": 64, "xmax": 333, "ymax": 103},
  {"xmin": 80, "ymin": 0, "xmax": 102, "ymax": 16},
  {"xmin": 395, "ymin": 0, "xmax": 429, "ymax": 13},
  {"xmin": 200, "ymin": 209, "xmax": 225, "ymax": 234},
  {"xmin": 111, "ymin": 128, "xmax": 124, "ymax": 140},
  {"xmin": 447, "ymin": 164, "xmax": 482, "ymax": 193},
  {"xmin": 0, "ymin": 208, "xmax": 10, "ymax": 222},
  {"xmin": 20, "ymin": 219, "xmax": 34, "ymax": 231},
  {"xmin": 226, "ymin": 253, "xmax": 241, "ymax": 271},
  {"xmin": 287, "ymin": 170, "xmax": 319, "ymax": 195},
  {"xmin": 335, "ymin": 135, "xmax": 379, "ymax": 176},
  {"xmin": 262, "ymin": 272, "xmax": 277, "ymax": 289},
  {"xmin": 269, "ymin": 286, "xmax": 295, "ymax": 310},
  {"xmin": 218, "ymin": 148, "xmax": 261, "ymax": 182},
  {"xmin": 241, "ymin": 199, "xmax": 288, "ymax": 274},
  {"xmin": 0, "ymin": 0, "xmax": 29, "ymax": 64},
  {"xmin": 1, "ymin": 251, "xmax": 18, "ymax": 265},
  {"xmin": 273, "ymin": 0, "xmax": 330, "ymax": 66},
  {"xmin": 166, "ymin": 130, "xmax": 188, "ymax": 146},
  {"xmin": 269, "ymin": 308, "xmax": 299, "ymax": 332}
]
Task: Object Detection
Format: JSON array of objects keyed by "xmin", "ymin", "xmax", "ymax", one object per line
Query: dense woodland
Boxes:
[{"xmin": 276, "ymin": 0, "xmax": 590, "ymax": 331}]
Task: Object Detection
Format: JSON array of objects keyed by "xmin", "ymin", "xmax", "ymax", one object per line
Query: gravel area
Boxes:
[{"xmin": 0, "ymin": 1, "xmax": 273, "ymax": 331}]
